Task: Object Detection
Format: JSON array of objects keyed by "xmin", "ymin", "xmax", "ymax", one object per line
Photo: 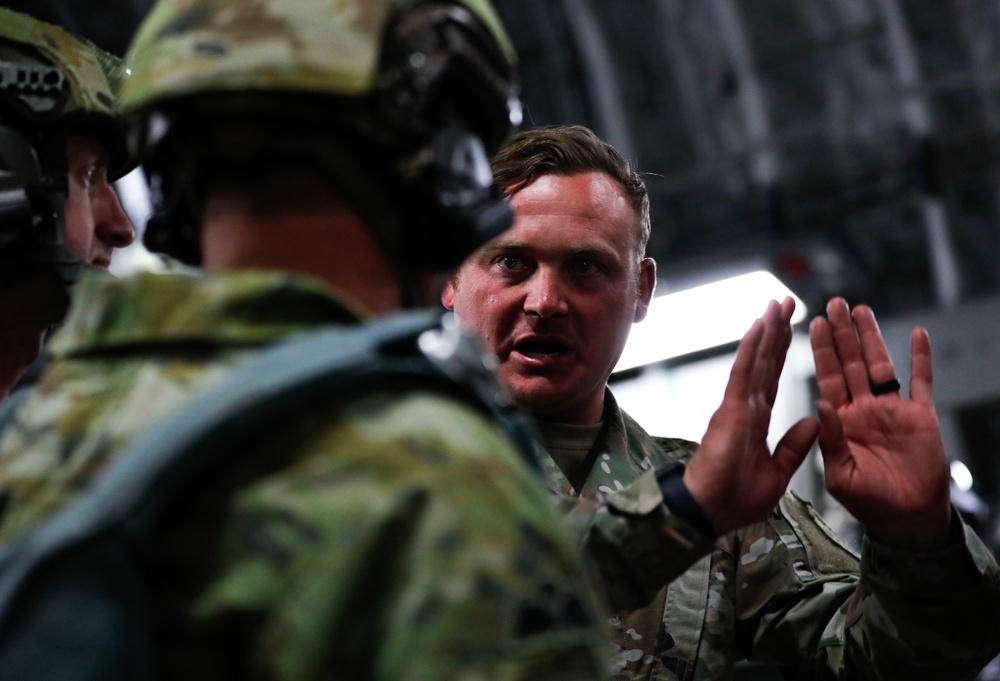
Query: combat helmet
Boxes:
[
  {"xmin": 122, "ymin": 0, "xmax": 522, "ymax": 282},
  {"xmin": 0, "ymin": 8, "xmax": 132, "ymax": 278}
]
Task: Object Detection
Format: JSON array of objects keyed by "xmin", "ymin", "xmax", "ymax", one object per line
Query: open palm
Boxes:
[
  {"xmin": 810, "ymin": 299, "xmax": 952, "ymax": 551},
  {"xmin": 685, "ymin": 298, "xmax": 819, "ymax": 536}
]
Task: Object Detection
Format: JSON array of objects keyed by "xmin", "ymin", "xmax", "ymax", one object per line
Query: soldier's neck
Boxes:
[{"xmin": 200, "ymin": 184, "xmax": 403, "ymax": 316}]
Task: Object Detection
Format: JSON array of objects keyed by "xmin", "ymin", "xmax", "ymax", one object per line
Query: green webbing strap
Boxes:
[{"xmin": 0, "ymin": 387, "xmax": 31, "ymax": 440}]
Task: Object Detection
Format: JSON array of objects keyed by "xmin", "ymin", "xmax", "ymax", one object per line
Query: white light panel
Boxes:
[{"xmin": 613, "ymin": 270, "xmax": 807, "ymax": 373}]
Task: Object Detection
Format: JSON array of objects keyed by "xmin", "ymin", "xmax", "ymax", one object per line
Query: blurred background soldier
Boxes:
[
  {"xmin": 0, "ymin": 1, "xmax": 610, "ymax": 680},
  {"xmin": 0, "ymin": 8, "xmax": 134, "ymax": 400}
]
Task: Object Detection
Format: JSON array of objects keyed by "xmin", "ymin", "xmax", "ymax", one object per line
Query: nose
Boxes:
[
  {"xmin": 523, "ymin": 269, "xmax": 568, "ymax": 318},
  {"xmin": 95, "ymin": 181, "xmax": 135, "ymax": 249}
]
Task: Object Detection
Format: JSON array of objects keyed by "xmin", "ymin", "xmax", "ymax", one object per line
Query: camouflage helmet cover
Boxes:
[
  {"xmin": 123, "ymin": 0, "xmax": 521, "ymax": 275},
  {"xmin": 0, "ymin": 8, "xmax": 132, "ymax": 178},
  {"xmin": 120, "ymin": 0, "xmax": 515, "ymax": 112}
]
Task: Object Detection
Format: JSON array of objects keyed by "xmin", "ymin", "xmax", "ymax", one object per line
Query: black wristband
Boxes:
[{"xmin": 656, "ymin": 462, "xmax": 717, "ymax": 538}]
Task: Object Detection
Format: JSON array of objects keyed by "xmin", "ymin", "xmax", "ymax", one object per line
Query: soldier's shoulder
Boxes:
[
  {"xmin": 650, "ymin": 436, "xmax": 699, "ymax": 463},
  {"xmin": 776, "ymin": 491, "xmax": 860, "ymax": 572},
  {"xmin": 309, "ymin": 388, "xmax": 525, "ymax": 474}
]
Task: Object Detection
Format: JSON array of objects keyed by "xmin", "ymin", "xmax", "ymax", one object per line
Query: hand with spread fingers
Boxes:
[
  {"xmin": 684, "ymin": 297, "xmax": 821, "ymax": 536},
  {"xmin": 810, "ymin": 297, "xmax": 953, "ymax": 551}
]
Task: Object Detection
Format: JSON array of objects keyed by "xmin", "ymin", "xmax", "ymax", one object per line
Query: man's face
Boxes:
[
  {"xmin": 64, "ymin": 134, "xmax": 134, "ymax": 268},
  {"xmin": 443, "ymin": 171, "xmax": 656, "ymax": 424}
]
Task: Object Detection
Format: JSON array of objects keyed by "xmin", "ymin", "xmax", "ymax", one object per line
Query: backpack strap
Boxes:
[
  {"xmin": 0, "ymin": 309, "xmax": 534, "ymax": 680},
  {"xmin": 0, "ymin": 386, "xmax": 31, "ymax": 441}
]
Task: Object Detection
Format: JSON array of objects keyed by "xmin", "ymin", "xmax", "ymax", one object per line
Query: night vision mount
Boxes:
[{"xmin": 0, "ymin": 59, "xmax": 78, "ymax": 284}]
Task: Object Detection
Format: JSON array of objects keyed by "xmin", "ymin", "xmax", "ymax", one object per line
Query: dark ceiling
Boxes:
[
  {"xmin": 490, "ymin": 0, "xmax": 1000, "ymax": 318},
  {"xmin": 10, "ymin": 0, "xmax": 1000, "ymax": 319}
]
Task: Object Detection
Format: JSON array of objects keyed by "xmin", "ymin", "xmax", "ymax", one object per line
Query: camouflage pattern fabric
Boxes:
[
  {"xmin": 119, "ymin": 0, "xmax": 515, "ymax": 111},
  {"xmin": 538, "ymin": 391, "xmax": 1000, "ymax": 681},
  {"xmin": 0, "ymin": 269, "xmax": 610, "ymax": 681},
  {"xmin": 0, "ymin": 8, "xmax": 123, "ymax": 118}
]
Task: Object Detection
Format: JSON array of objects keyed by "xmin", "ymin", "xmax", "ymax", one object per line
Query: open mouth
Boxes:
[{"xmin": 514, "ymin": 339, "xmax": 571, "ymax": 359}]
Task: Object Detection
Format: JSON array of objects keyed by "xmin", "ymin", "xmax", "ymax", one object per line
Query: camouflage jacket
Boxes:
[
  {"xmin": 0, "ymin": 270, "xmax": 610, "ymax": 681},
  {"xmin": 538, "ymin": 391, "xmax": 1000, "ymax": 681}
]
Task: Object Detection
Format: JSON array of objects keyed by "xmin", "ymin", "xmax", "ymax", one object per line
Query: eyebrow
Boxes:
[{"xmin": 484, "ymin": 239, "xmax": 623, "ymax": 262}]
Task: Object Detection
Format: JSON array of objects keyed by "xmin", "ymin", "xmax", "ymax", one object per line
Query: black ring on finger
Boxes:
[{"xmin": 870, "ymin": 377, "xmax": 901, "ymax": 396}]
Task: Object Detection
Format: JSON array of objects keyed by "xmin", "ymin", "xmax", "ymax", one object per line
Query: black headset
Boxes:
[{"xmin": 0, "ymin": 55, "xmax": 79, "ymax": 285}]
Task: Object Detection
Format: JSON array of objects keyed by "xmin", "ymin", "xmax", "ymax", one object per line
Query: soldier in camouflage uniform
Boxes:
[
  {"xmin": 0, "ymin": 8, "xmax": 134, "ymax": 399},
  {"xmin": 444, "ymin": 124, "xmax": 1000, "ymax": 680},
  {"xmin": 0, "ymin": 3, "xmax": 612, "ymax": 679}
]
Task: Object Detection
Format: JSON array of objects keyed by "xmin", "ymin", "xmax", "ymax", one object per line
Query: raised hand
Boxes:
[
  {"xmin": 810, "ymin": 297, "xmax": 952, "ymax": 551},
  {"xmin": 684, "ymin": 297, "xmax": 820, "ymax": 536}
]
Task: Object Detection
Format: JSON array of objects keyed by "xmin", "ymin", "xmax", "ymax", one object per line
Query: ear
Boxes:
[
  {"xmin": 441, "ymin": 278, "xmax": 456, "ymax": 310},
  {"xmin": 633, "ymin": 258, "xmax": 656, "ymax": 323}
]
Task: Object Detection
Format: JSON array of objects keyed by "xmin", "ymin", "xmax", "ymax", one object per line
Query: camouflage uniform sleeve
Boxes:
[
  {"xmin": 832, "ymin": 514, "xmax": 1000, "ymax": 680},
  {"xmin": 557, "ymin": 459, "xmax": 716, "ymax": 612},
  {"xmin": 733, "ymin": 493, "xmax": 1000, "ymax": 680},
  {"xmin": 189, "ymin": 391, "xmax": 610, "ymax": 681}
]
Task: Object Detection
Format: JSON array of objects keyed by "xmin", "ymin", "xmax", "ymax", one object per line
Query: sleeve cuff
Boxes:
[{"xmin": 656, "ymin": 461, "xmax": 717, "ymax": 538}]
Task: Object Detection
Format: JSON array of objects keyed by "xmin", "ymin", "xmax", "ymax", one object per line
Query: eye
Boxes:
[
  {"xmin": 70, "ymin": 164, "xmax": 97, "ymax": 192},
  {"xmin": 73, "ymin": 157, "xmax": 109, "ymax": 189},
  {"xmin": 569, "ymin": 259, "xmax": 602, "ymax": 275},
  {"xmin": 91, "ymin": 164, "xmax": 109, "ymax": 186},
  {"xmin": 494, "ymin": 255, "xmax": 529, "ymax": 271}
]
